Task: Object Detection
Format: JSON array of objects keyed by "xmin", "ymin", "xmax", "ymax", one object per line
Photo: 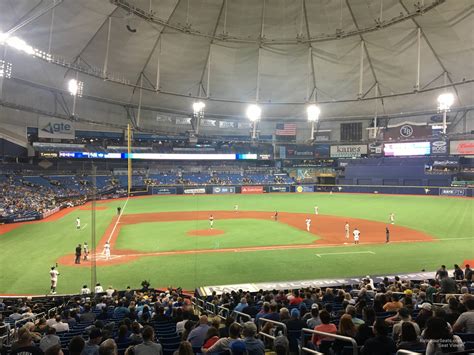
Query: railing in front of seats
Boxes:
[{"xmin": 301, "ymin": 328, "xmax": 358, "ymax": 355}]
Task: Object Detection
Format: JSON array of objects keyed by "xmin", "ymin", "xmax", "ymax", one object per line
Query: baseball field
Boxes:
[{"xmin": 0, "ymin": 193, "xmax": 472, "ymax": 295}]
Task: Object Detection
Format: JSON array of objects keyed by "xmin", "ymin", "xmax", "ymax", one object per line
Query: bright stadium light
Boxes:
[
  {"xmin": 437, "ymin": 93, "xmax": 454, "ymax": 134},
  {"xmin": 307, "ymin": 104, "xmax": 321, "ymax": 140},
  {"xmin": 306, "ymin": 104, "xmax": 320, "ymax": 122},
  {"xmin": 68, "ymin": 78, "xmax": 83, "ymax": 97},
  {"xmin": 246, "ymin": 104, "xmax": 261, "ymax": 140},
  {"xmin": 246, "ymin": 104, "xmax": 261, "ymax": 122},
  {"xmin": 192, "ymin": 101, "xmax": 205, "ymax": 114},
  {"xmin": 5, "ymin": 36, "xmax": 34, "ymax": 55},
  {"xmin": 192, "ymin": 101, "xmax": 205, "ymax": 135},
  {"xmin": 437, "ymin": 93, "xmax": 454, "ymax": 111}
]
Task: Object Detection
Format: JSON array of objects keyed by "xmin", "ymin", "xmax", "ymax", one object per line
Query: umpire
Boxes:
[{"xmin": 75, "ymin": 244, "xmax": 82, "ymax": 264}]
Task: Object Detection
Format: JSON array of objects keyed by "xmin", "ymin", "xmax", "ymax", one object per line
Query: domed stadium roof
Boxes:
[{"xmin": 0, "ymin": 0, "xmax": 473, "ymax": 122}]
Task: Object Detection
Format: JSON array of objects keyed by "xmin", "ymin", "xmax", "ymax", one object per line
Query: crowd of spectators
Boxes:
[{"xmin": 1, "ymin": 266, "xmax": 473, "ymax": 355}]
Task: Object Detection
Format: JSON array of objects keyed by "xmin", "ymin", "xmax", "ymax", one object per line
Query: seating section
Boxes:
[{"xmin": 1, "ymin": 275, "xmax": 473, "ymax": 355}]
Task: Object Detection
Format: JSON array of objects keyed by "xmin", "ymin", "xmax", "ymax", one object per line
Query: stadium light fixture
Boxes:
[
  {"xmin": 306, "ymin": 104, "xmax": 320, "ymax": 122},
  {"xmin": 192, "ymin": 101, "xmax": 205, "ymax": 135},
  {"xmin": 437, "ymin": 93, "xmax": 454, "ymax": 134},
  {"xmin": 68, "ymin": 78, "xmax": 83, "ymax": 97},
  {"xmin": 307, "ymin": 104, "xmax": 321, "ymax": 140},
  {"xmin": 192, "ymin": 101, "xmax": 205, "ymax": 114},
  {"xmin": 5, "ymin": 36, "xmax": 35, "ymax": 55},
  {"xmin": 246, "ymin": 104, "xmax": 261, "ymax": 122},
  {"xmin": 0, "ymin": 60, "xmax": 12, "ymax": 79},
  {"xmin": 246, "ymin": 104, "xmax": 261, "ymax": 140}
]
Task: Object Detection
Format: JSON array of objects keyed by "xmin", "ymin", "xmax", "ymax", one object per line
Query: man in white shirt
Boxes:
[
  {"xmin": 51, "ymin": 315, "xmax": 69, "ymax": 333},
  {"xmin": 305, "ymin": 218, "xmax": 311, "ymax": 232},
  {"xmin": 50, "ymin": 266, "xmax": 59, "ymax": 294},
  {"xmin": 95, "ymin": 283, "xmax": 104, "ymax": 293},
  {"xmin": 81, "ymin": 285, "xmax": 91, "ymax": 295},
  {"xmin": 76, "ymin": 217, "xmax": 81, "ymax": 230},
  {"xmin": 353, "ymin": 228, "xmax": 360, "ymax": 244}
]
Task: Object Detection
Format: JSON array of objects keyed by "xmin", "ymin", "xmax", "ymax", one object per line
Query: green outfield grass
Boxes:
[
  {"xmin": 115, "ymin": 219, "xmax": 318, "ymax": 252},
  {"xmin": 0, "ymin": 193, "xmax": 472, "ymax": 295}
]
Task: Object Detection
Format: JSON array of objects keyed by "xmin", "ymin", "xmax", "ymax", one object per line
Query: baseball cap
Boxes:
[
  {"xmin": 404, "ymin": 289, "xmax": 413, "ymax": 296},
  {"xmin": 311, "ymin": 303, "xmax": 319, "ymax": 310},
  {"xmin": 421, "ymin": 303, "xmax": 432, "ymax": 311},
  {"xmin": 291, "ymin": 308, "xmax": 300, "ymax": 318}
]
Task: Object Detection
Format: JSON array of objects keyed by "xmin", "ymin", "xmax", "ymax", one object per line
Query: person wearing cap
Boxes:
[
  {"xmin": 415, "ymin": 302, "xmax": 433, "ymax": 329},
  {"xmin": 307, "ymin": 304, "xmax": 321, "ymax": 329},
  {"xmin": 241, "ymin": 322, "xmax": 264, "ymax": 355},
  {"xmin": 81, "ymin": 328, "xmax": 102, "ymax": 355}
]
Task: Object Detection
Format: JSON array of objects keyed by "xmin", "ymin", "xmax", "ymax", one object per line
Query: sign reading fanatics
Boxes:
[
  {"xmin": 330, "ymin": 144, "xmax": 367, "ymax": 158},
  {"xmin": 38, "ymin": 116, "xmax": 75, "ymax": 139}
]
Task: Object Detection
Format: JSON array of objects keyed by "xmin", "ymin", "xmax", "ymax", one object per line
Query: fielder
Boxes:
[
  {"xmin": 209, "ymin": 215, "xmax": 214, "ymax": 229},
  {"xmin": 234, "ymin": 204, "xmax": 239, "ymax": 212},
  {"xmin": 344, "ymin": 222, "xmax": 350, "ymax": 239},
  {"xmin": 50, "ymin": 266, "xmax": 59, "ymax": 294},
  {"xmin": 76, "ymin": 217, "xmax": 81, "ymax": 230},
  {"xmin": 389, "ymin": 212, "xmax": 395, "ymax": 225},
  {"xmin": 353, "ymin": 228, "xmax": 361, "ymax": 245},
  {"xmin": 103, "ymin": 241, "xmax": 111, "ymax": 260},
  {"xmin": 314, "ymin": 206, "xmax": 319, "ymax": 215},
  {"xmin": 83, "ymin": 242, "xmax": 89, "ymax": 261},
  {"xmin": 274, "ymin": 211, "xmax": 278, "ymax": 221},
  {"xmin": 305, "ymin": 218, "xmax": 312, "ymax": 232}
]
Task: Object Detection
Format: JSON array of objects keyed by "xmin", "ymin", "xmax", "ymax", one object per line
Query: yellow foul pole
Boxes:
[{"xmin": 127, "ymin": 124, "xmax": 132, "ymax": 196}]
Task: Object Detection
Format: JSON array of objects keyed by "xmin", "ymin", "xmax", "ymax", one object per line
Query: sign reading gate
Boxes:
[{"xmin": 38, "ymin": 116, "xmax": 75, "ymax": 139}]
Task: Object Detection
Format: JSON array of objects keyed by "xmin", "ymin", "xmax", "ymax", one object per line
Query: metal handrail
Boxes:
[
  {"xmin": 257, "ymin": 318, "xmax": 287, "ymax": 342},
  {"xmin": 396, "ymin": 351, "xmax": 424, "ymax": 355},
  {"xmin": 13, "ymin": 312, "xmax": 46, "ymax": 336},
  {"xmin": 205, "ymin": 302, "xmax": 216, "ymax": 315},
  {"xmin": 301, "ymin": 328, "xmax": 358, "ymax": 355},
  {"xmin": 217, "ymin": 306, "xmax": 230, "ymax": 320},
  {"xmin": 231, "ymin": 310, "xmax": 251, "ymax": 323}
]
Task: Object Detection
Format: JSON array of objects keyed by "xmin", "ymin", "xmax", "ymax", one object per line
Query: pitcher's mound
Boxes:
[{"xmin": 187, "ymin": 229, "xmax": 225, "ymax": 236}]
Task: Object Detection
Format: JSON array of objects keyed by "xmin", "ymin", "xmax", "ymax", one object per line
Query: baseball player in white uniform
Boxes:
[
  {"xmin": 389, "ymin": 213, "xmax": 395, "ymax": 225},
  {"xmin": 209, "ymin": 215, "xmax": 214, "ymax": 229},
  {"xmin": 344, "ymin": 222, "xmax": 350, "ymax": 239},
  {"xmin": 50, "ymin": 266, "xmax": 59, "ymax": 294},
  {"xmin": 76, "ymin": 217, "xmax": 81, "ymax": 230},
  {"xmin": 314, "ymin": 206, "xmax": 319, "ymax": 215},
  {"xmin": 103, "ymin": 241, "xmax": 111, "ymax": 260},
  {"xmin": 305, "ymin": 218, "xmax": 312, "ymax": 232},
  {"xmin": 83, "ymin": 242, "xmax": 89, "ymax": 261},
  {"xmin": 353, "ymin": 228, "xmax": 361, "ymax": 244},
  {"xmin": 234, "ymin": 205, "xmax": 239, "ymax": 212}
]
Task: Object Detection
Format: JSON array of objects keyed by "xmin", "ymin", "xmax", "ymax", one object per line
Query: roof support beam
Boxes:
[
  {"xmin": 345, "ymin": 0, "xmax": 385, "ymax": 109},
  {"xmin": 398, "ymin": 0, "xmax": 461, "ymax": 104},
  {"xmin": 302, "ymin": 0, "xmax": 317, "ymax": 102},
  {"xmin": 130, "ymin": 0, "xmax": 182, "ymax": 98},
  {"xmin": 66, "ymin": 6, "xmax": 118, "ymax": 78},
  {"xmin": 197, "ymin": 0, "xmax": 226, "ymax": 98},
  {"xmin": 6, "ymin": 0, "xmax": 63, "ymax": 36},
  {"xmin": 103, "ymin": 16, "xmax": 112, "ymax": 79}
]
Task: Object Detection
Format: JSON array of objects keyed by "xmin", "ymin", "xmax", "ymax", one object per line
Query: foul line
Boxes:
[
  {"xmin": 80, "ymin": 224, "xmax": 88, "ymax": 230},
  {"xmin": 316, "ymin": 251, "xmax": 375, "ymax": 257},
  {"xmin": 107, "ymin": 197, "xmax": 129, "ymax": 243}
]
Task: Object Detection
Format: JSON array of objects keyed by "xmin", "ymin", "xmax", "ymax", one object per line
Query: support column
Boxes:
[
  {"xmin": 137, "ymin": 75, "xmax": 143, "ymax": 127},
  {"xmin": 415, "ymin": 28, "xmax": 421, "ymax": 91},
  {"xmin": 155, "ymin": 38, "xmax": 161, "ymax": 91},
  {"xmin": 358, "ymin": 41, "xmax": 364, "ymax": 98},
  {"xmin": 103, "ymin": 17, "xmax": 112, "ymax": 78}
]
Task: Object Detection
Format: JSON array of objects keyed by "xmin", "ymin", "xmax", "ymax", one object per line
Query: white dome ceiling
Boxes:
[{"xmin": 0, "ymin": 0, "xmax": 473, "ymax": 121}]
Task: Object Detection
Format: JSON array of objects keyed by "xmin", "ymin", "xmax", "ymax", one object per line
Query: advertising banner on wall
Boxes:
[
  {"xmin": 241, "ymin": 186, "xmax": 264, "ymax": 194},
  {"xmin": 183, "ymin": 188, "xmax": 206, "ymax": 194},
  {"xmin": 268, "ymin": 186, "xmax": 289, "ymax": 193},
  {"xmin": 153, "ymin": 187, "xmax": 177, "ymax": 195},
  {"xmin": 330, "ymin": 144, "xmax": 367, "ymax": 158},
  {"xmin": 439, "ymin": 188, "xmax": 466, "ymax": 197},
  {"xmin": 212, "ymin": 186, "xmax": 236, "ymax": 194},
  {"xmin": 38, "ymin": 117, "xmax": 75, "ymax": 139},
  {"xmin": 295, "ymin": 185, "xmax": 314, "ymax": 193},
  {"xmin": 450, "ymin": 140, "xmax": 474, "ymax": 155},
  {"xmin": 430, "ymin": 140, "xmax": 448, "ymax": 155}
]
